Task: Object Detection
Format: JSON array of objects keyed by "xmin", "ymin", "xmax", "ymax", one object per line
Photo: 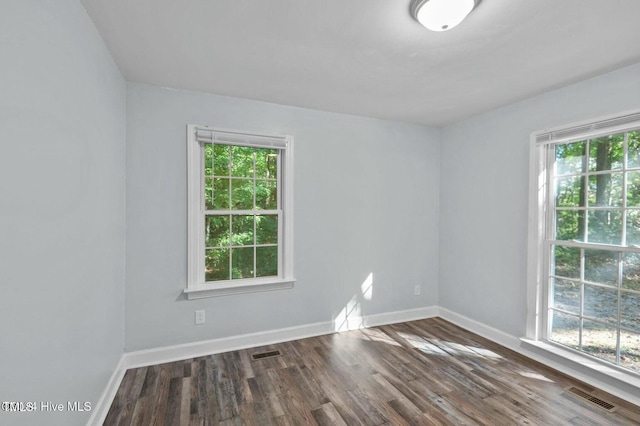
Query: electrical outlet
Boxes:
[
  {"xmin": 414, "ymin": 285, "xmax": 421, "ymax": 296},
  {"xmin": 195, "ymin": 310, "xmax": 205, "ymax": 325}
]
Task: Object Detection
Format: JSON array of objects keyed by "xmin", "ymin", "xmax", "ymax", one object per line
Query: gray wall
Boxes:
[
  {"xmin": 439, "ymin": 62, "xmax": 640, "ymax": 337},
  {"xmin": 0, "ymin": 1, "xmax": 126, "ymax": 425},
  {"xmin": 125, "ymin": 83, "xmax": 441, "ymax": 351}
]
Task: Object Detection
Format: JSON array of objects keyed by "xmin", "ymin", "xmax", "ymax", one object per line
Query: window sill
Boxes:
[
  {"xmin": 520, "ymin": 338, "xmax": 640, "ymax": 390},
  {"xmin": 184, "ymin": 278, "xmax": 295, "ymax": 299}
]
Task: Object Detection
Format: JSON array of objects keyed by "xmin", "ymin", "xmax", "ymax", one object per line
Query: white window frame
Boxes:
[
  {"xmin": 525, "ymin": 109, "xmax": 640, "ymax": 386},
  {"xmin": 185, "ymin": 124, "xmax": 295, "ymax": 299}
]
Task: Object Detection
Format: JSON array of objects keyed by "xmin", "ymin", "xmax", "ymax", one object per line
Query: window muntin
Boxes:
[
  {"xmin": 186, "ymin": 125, "xmax": 294, "ymax": 299},
  {"xmin": 545, "ymin": 129, "xmax": 640, "ymax": 373},
  {"xmin": 204, "ymin": 145, "xmax": 280, "ymax": 281}
]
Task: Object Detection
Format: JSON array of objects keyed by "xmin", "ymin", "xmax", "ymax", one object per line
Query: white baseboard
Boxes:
[
  {"xmin": 437, "ymin": 307, "xmax": 521, "ymax": 350},
  {"xmin": 438, "ymin": 307, "xmax": 640, "ymax": 407},
  {"xmin": 87, "ymin": 355, "xmax": 127, "ymax": 426},
  {"xmin": 124, "ymin": 321, "xmax": 334, "ymax": 369},
  {"xmin": 124, "ymin": 305, "xmax": 439, "ymax": 369},
  {"xmin": 365, "ymin": 306, "xmax": 439, "ymax": 328}
]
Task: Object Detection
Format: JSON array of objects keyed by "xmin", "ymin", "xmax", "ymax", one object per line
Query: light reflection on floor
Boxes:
[
  {"xmin": 517, "ymin": 370, "xmax": 555, "ymax": 382},
  {"xmin": 334, "ymin": 321, "xmax": 558, "ymax": 385},
  {"xmin": 397, "ymin": 331, "xmax": 503, "ymax": 360}
]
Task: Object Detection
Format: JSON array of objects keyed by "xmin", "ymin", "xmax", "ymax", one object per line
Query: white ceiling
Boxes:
[{"xmin": 81, "ymin": 0, "xmax": 640, "ymax": 127}]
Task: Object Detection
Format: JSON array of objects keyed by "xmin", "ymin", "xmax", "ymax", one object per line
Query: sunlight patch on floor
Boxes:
[
  {"xmin": 468, "ymin": 347, "xmax": 503, "ymax": 359},
  {"xmin": 518, "ymin": 370, "xmax": 555, "ymax": 382},
  {"xmin": 360, "ymin": 328, "xmax": 401, "ymax": 346},
  {"xmin": 397, "ymin": 332, "xmax": 449, "ymax": 355},
  {"xmin": 397, "ymin": 332, "xmax": 503, "ymax": 359}
]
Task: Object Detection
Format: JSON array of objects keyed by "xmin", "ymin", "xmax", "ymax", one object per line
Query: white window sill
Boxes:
[
  {"xmin": 520, "ymin": 338, "xmax": 640, "ymax": 390},
  {"xmin": 184, "ymin": 277, "xmax": 295, "ymax": 299}
]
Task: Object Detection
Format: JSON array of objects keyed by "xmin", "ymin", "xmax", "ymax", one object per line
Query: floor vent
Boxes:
[
  {"xmin": 251, "ymin": 350, "xmax": 281, "ymax": 360},
  {"xmin": 566, "ymin": 387, "xmax": 617, "ymax": 412}
]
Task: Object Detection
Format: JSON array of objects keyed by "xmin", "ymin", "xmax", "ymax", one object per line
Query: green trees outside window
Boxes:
[
  {"xmin": 203, "ymin": 144, "xmax": 279, "ymax": 281},
  {"xmin": 549, "ymin": 131, "xmax": 640, "ymax": 373}
]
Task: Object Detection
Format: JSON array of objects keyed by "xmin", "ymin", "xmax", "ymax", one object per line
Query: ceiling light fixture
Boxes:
[{"xmin": 410, "ymin": 0, "xmax": 481, "ymax": 32}]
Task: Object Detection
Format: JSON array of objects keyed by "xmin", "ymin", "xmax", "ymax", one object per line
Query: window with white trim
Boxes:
[
  {"xmin": 528, "ymin": 111, "xmax": 640, "ymax": 375},
  {"xmin": 186, "ymin": 125, "xmax": 294, "ymax": 299}
]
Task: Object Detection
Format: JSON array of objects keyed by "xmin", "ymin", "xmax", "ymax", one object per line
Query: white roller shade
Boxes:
[
  {"xmin": 535, "ymin": 110, "xmax": 640, "ymax": 146},
  {"xmin": 195, "ymin": 127, "xmax": 288, "ymax": 149}
]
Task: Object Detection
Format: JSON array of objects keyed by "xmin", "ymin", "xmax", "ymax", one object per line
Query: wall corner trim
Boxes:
[{"xmin": 87, "ymin": 355, "xmax": 127, "ymax": 426}]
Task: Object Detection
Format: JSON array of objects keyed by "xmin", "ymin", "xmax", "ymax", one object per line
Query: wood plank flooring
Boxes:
[{"xmin": 104, "ymin": 318, "xmax": 640, "ymax": 425}]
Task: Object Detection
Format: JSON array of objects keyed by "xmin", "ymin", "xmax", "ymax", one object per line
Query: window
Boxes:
[
  {"xmin": 527, "ymin": 111, "xmax": 640, "ymax": 376},
  {"xmin": 185, "ymin": 125, "xmax": 294, "ymax": 299}
]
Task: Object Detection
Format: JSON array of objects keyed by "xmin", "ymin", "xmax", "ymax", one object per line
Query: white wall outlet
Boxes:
[
  {"xmin": 195, "ymin": 309, "xmax": 205, "ymax": 325},
  {"xmin": 414, "ymin": 285, "xmax": 421, "ymax": 296}
]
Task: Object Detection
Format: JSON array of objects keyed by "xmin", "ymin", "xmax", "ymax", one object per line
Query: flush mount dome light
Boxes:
[{"xmin": 410, "ymin": 0, "xmax": 481, "ymax": 32}]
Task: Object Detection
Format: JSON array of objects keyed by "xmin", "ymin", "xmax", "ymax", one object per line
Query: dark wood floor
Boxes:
[{"xmin": 105, "ymin": 318, "xmax": 640, "ymax": 425}]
